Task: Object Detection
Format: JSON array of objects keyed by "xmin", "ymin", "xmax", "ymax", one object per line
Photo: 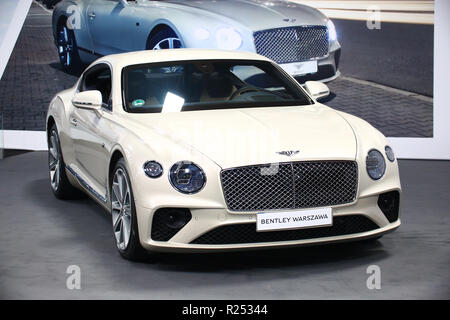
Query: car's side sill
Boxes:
[
  {"xmin": 66, "ymin": 165, "xmax": 107, "ymax": 203},
  {"xmin": 77, "ymin": 46, "xmax": 103, "ymax": 57}
]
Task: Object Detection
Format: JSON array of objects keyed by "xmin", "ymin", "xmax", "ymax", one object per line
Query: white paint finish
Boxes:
[
  {"xmin": 126, "ymin": 104, "xmax": 358, "ymax": 169},
  {"xmin": 0, "ymin": 0, "xmax": 32, "ymax": 80}
]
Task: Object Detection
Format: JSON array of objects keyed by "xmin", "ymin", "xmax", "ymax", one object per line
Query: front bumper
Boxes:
[
  {"xmin": 136, "ymin": 189, "xmax": 401, "ymax": 253},
  {"xmin": 293, "ymin": 47, "xmax": 341, "ymax": 83}
]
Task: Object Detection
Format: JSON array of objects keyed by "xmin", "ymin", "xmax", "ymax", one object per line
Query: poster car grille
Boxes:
[
  {"xmin": 253, "ymin": 26, "xmax": 329, "ymax": 64},
  {"xmin": 221, "ymin": 161, "xmax": 358, "ymax": 211}
]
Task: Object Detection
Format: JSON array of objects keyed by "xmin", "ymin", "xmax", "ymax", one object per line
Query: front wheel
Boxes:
[
  {"xmin": 146, "ymin": 29, "xmax": 183, "ymax": 50},
  {"xmin": 111, "ymin": 159, "xmax": 147, "ymax": 260},
  {"xmin": 48, "ymin": 124, "xmax": 83, "ymax": 199}
]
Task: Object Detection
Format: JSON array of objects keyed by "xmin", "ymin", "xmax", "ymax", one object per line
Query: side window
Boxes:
[{"xmin": 80, "ymin": 64, "xmax": 112, "ymax": 108}]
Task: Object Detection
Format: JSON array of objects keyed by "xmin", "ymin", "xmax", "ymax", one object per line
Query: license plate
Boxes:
[
  {"xmin": 257, "ymin": 207, "xmax": 332, "ymax": 232},
  {"xmin": 280, "ymin": 61, "xmax": 318, "ymax": 76}
]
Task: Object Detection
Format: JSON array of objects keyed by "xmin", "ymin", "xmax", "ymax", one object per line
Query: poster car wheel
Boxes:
[
  {"xmin": 56, "ymin": 20, "xmax": 82, "ymax": 73},
  {"xmin": 46, "ymin": 49, "xmax": 401, "ymax": 260}
]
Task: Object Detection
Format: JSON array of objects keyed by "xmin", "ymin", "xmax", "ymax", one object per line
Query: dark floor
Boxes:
[
  {"xmin": 326, "ymin": 78, "xmax": 433, "ymax": 137},
  {"xmin": 0, "ymin": 3, "xmax": 433, "ymax": 137},
  {"xmin": 0, "ymin": 152, "xmax": 448, "ymax": 299}
]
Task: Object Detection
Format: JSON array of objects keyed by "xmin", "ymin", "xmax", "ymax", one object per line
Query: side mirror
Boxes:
[
  {"xmin": 72, "ymin": 90, "xmax": 103, "ymax": 110},
  {"xmin": 304, "ymin": 81, "xmax": 330, "ymax": 101}
]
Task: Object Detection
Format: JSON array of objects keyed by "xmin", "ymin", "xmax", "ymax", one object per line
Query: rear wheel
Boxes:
[
  {"xmin": 111, "ymin": 158, "xmax": 147, "ymax": 260},
  {"xmin": 146, "ymin": 28, "xmax": 183, "ymax": 50},
  {"xmin": 56, "ymin": 19, "xmax": 82, "ymax": 73}
]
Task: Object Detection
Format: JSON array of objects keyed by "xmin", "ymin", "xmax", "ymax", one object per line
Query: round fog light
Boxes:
[{"xmin": 165, "ymin": 209, "xmax": 190, "ymax": 229}]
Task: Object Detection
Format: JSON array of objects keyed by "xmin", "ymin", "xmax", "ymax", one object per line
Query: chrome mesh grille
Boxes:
[
  {"xmin": 253, "ymin": 26, "xmax": 329, "ymax": 64},
  {"xmin": 292, "ymin": 162, "xmax": 358, "ymax": 208},
  {"xmin": 221, "ymin": 161, "xmax": 358, "ymax": 211}
]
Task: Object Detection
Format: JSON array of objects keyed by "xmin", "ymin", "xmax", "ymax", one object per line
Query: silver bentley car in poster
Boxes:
[{"xmin": 52, "ymin": 0, "xmax": 341, "ymax": 82}]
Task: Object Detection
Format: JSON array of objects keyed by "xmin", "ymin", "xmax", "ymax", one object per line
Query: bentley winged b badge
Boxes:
[{"xmin": 276, "ymin": 150, "xmax": 300, "ymax": 157}]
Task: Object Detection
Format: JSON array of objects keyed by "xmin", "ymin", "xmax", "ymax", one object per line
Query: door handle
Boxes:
[
  {"xmin": 88, "ymin": 12, "xmax": 96, "ymax": 19},
  {"xmin": 70, "ymin": 118, "xmax": 78, "ymax": 126}
]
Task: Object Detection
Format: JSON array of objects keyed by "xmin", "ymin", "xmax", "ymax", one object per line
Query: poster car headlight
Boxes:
[
  {"xmin": 215, "ymin": 27, "xmax": 243, "ymax": 50},
  {"xmin": 327, "ymin": 19, "xmax": 338, "ymax": 42}
]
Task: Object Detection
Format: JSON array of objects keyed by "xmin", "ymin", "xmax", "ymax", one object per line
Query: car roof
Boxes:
[{"xmin": 94, "ymin": 49, "xmax": 272, "ymax": 70}]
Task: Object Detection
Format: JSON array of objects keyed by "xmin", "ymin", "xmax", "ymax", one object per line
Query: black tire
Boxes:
[
  {"xmin": 146, "ymin": 28, "xmax": 183, "ymax": 50},
  {"xmin": 56, "ymin": 18, "xmax": 83, "ymax": 74},
  {"xmin": 111, "ymin": 158, "xmax": 148, "ymax": 261},
  {"xmin": 48, "ymin": 124, "xmax": 84, "ymax": 199}
]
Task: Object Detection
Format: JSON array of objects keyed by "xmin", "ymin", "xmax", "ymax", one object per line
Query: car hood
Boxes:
[
  {"xmin": 160, "ymin": 0, "xmax": 327, "ymax": 30},
  {"xmin": 126, "ymin": 104, "xmax": 357, "ymax": 169}
]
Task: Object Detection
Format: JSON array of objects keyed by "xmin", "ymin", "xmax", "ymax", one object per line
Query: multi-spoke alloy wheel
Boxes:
[
  {"xmin": 147, "ymin": 29, "xmax": 183, "ymax": 51},
  {"xmin": 57, "ymin": 26, "xmax": 74, "ymax": 68},
  {"xmin": 152, "ymin": 37, "xmax": 182, "ymax": 50},
  {"xmin": 56, "ymin": 21, "xmax": 81, "ymax": 73},
  {"xmin": 112, "ymin": 168, "xmax": 133, "ymax": 251},
  {"xmin": 48, "ymin": 130, "xmax": 61, "ymax": 192},
  {"xmin": 48, "ymin": 124, "xmax": 81, "ymax": 199},
  {"xmin": 110, "ymin": 159, "xmax": 147, "ymax": 260}
]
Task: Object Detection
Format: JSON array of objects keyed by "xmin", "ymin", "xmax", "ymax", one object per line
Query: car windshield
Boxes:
[{"xmin": 122, "ymin": 59, "xmax": 312, "ymax": 113}]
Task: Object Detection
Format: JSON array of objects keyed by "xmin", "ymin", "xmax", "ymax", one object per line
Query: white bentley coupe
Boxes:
[{"xmin": 47, "ymin": 49, "xmax": 401, "ymax": 260}]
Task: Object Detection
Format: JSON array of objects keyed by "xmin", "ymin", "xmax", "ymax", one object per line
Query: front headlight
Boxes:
[
  {"xmin": 327, "ymin": 19, "xmax": 337, "ymax": 42},
  {"xmin": 385, "ymin": 146, "xmax": 395, "ymax": 162},
  {"xmin": 366, "ymin": 149, "xmax": 386, "ymax": 180},
  {"xmin": 215, "ymin": 27, "xmax": 242, "ymax": 50},
  {"xmin": 169, "ymin": 161, "xmax": 206, "ymax": 194},
  {"xmin": 194, "ymin": 27, "xmax": 210, "ymax": 40}
]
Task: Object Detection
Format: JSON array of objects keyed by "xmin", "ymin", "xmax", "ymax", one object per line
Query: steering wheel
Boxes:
[{"xmin": 229, "ymin": 86, "xmax": 260, "ymax": 100}]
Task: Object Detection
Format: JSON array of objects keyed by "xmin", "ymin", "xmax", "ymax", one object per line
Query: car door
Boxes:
[
  {"xmin": 65, "ymin": 0, "xmax": 95, "ymax": 56},
  {"xmin": 86, "ymin": 0, "xmax": 138, "ymax": 55},
  {"xmin": 70, "ymin": 64, "xmax": 114, "ymax": 199}
]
